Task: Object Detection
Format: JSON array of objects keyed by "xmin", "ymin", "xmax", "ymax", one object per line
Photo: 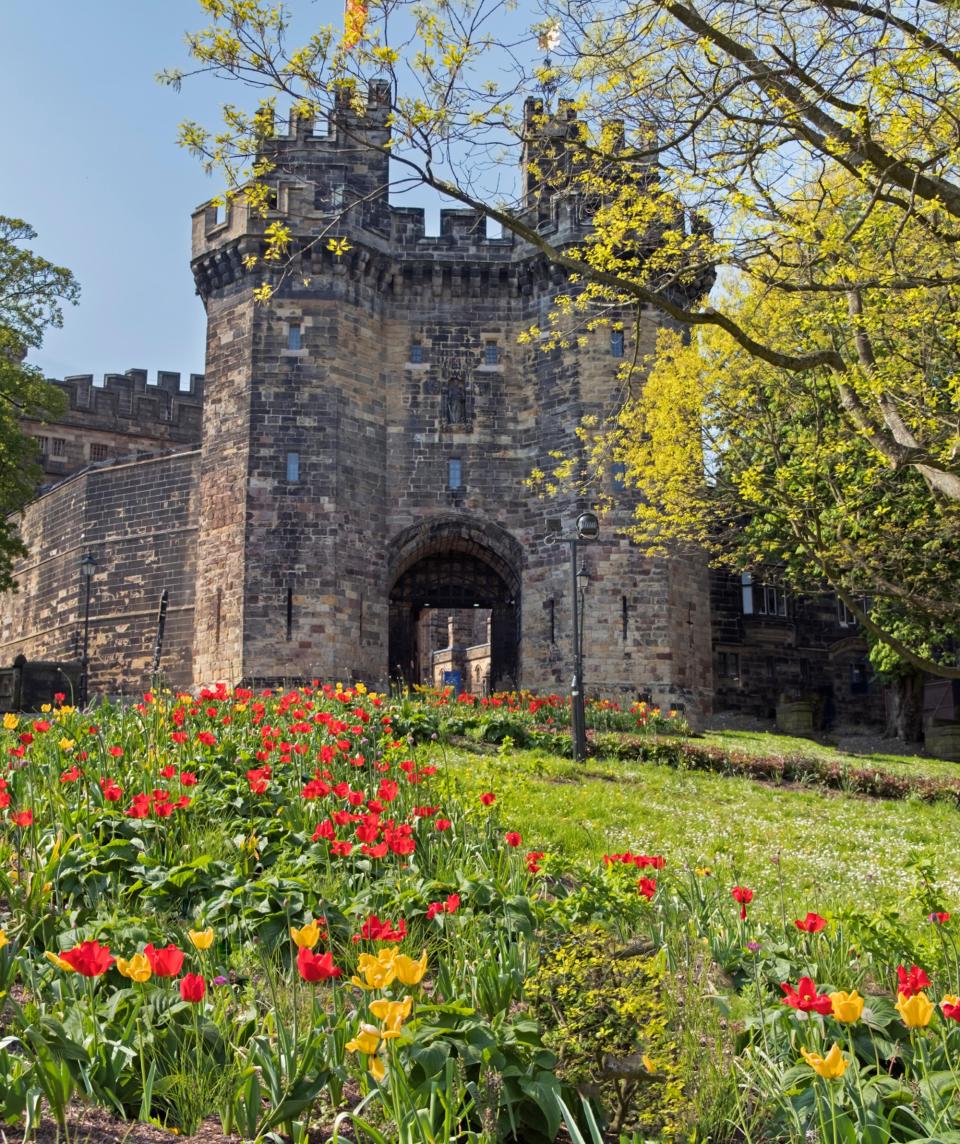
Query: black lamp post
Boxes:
[
  {"xmin": 79, "ymin": 552, "xmax": 96, "ymax": 707},
  {"xmin": 547, "ymin": 511, "xmax": 599, "ymax": 762}
]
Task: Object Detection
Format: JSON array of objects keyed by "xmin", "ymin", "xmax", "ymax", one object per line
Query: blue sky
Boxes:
[
  {"xmin": 1, "ymin": 2, "xmax": 245, "ymax": 381},
  {"xmin": 2, "ymin": 2, "xmax": 536, "ymax": 383}
]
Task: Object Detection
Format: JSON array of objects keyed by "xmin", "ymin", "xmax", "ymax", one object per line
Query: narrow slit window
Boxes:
[
  {"xmin": 483, "ymin": 341, "xmax": 499, "ymax": 365},
  {"xmin": 410, "ymin": 342, "xmax": 424, "ymax": 363},
  {"xmin": 548, "ymin": 597, "xmax": 555, "ymax": 643},
  {"xmin": 286, "ymin": 586, "xmax": 294, "ymax": 641},
  {"xmin": 611, "ymin": 329, "xmax": 625, "ymax": 358},
  {"xmin": 622, "ymin": 595, "xmax": 628, "ymax": 640},
  {"xmin": 286, "ymin": 452, "xmax": 300, "ymax": 482},
  {"xmin": 287, "ymin": 323, "xmax": 302, "ymax": 351},
  {"xmin": 448, "ymin": 458, "xmax": 463, "ymax": 490},
  {"xmin": 214, "ymin": 588, "xmax": 222, "ymax": 646}
]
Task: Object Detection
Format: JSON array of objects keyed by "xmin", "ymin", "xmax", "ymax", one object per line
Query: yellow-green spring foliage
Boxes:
[{"xmin": 526, "ymin": 925, "xmax": 685, "ymax": 1139}]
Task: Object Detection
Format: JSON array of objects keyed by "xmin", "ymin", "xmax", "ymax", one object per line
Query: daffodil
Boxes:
[
  {"xmin": 393, "ymin": 950, "xmax": 427, "ymax": 986},
  {"xmin": 188, "ymin": 927, "xmax": 214, "ymax": 951},
  {"xmin": 116, "ymin": 952, "xmax": 153, "ymax": 982},
  {"xmin": 896, "ymin": 991, "xmax": 935, "ymax": 1028},
  {"xmin": 369, "ymin": 995, "xmax": 412, "ymax": 1032},
  {"xmin": 829, "ymin": 989, "xmax": 865, "ymax": 1023},
  {"xmin": 0, "ymin": 930, "xmax": 7, "ymax": 950},
  {"xmin": 351, "ymin": 947, "xmax": 398, "ymax": 990},
  {"xmin": 801, "ymin": 1043, "xmax": 848, "ymax": 1079}
]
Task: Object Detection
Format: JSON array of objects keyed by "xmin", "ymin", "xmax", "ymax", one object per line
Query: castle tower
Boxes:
[{"xmin": 190, "ymin": 82, "xmax": 714, "ymax": 716}]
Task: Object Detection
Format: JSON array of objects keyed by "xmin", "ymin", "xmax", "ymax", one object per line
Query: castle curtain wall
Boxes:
[{"xmin": 0, "ymin": 452, "xmax": 199, "ymax": 695}]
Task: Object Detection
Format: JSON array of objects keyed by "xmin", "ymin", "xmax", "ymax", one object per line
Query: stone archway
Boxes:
[{"xmin": 387, "ymin": 517, "xmax": 523, "ymax": 691}]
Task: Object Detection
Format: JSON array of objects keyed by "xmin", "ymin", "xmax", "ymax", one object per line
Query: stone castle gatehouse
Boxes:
[{"xmin": 6, "ymin": 82, "xmax": 836, "ymax": 721}]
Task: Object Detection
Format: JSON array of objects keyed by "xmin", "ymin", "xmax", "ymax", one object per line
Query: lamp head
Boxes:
[{"xmin": 80, "ymin": 552, "xmax": 97, "ymax": 579}]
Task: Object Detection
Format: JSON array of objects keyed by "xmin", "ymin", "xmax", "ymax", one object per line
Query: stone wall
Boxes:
[
  {"xmin": 710, "ymin": 569, "xmax": 884, "ymax": 727},
  {"xmin": 22, "ymin": 369, "xmax": 203, "ymax": 482},
  {"xmin": 0, "ymin": 451, "xmax": 199, "ymax": 696},
  {"xmin": 187, "ymin": 83, "xmax": 715, "ymax": 718}
]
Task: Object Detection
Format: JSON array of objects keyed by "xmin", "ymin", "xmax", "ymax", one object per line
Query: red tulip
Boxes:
[
  {"xmin": 297, "ymin": 946, "xmax": 342, "ymax": 982},
  {"xmin": 896, "ymin": 964, "xmax": 931, "ymax": 998},
  {"xmin": 505, "ymin": 831, "xmax": 522, "ymax": 847},
  {"xmin": 144, "ymin": 943, "xmax": 185, "ymax": 978},
  {"xmin": 10, "ymin": 809, "xmax": 33, "ymax": 827},
  {"xmin": 731, "ymin": 885, "xmax": 753, "ymax": 920},
  {"xmin": 480, "ymin": 792, "xmax": 496, "ymax": 806},
  {"xmin": 61, "ymin": 940, "xmax": 114, "ymax": 977},
  {"xmin": 179, "ymin": 973, "xmax": 206, "ymax": 1002},
  {"xmin": 781, "ymin": 976, "xmax": 833, "ymax": 1015},
  {"xmin": 794, "ymin": 912, "xmax": 827, "ymax": 934},
  {"xmin": 637, "ymin": 877, "xmax": 657, "ymax": 901}
]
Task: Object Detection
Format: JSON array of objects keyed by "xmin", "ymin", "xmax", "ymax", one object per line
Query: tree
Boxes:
[
  {"xmin": 0, "ymin": 217, "xmax": 78, "ymax": 592},
  {"xmin": 165, "ymin": 0, "xmax": 960, "ymax": 674}
]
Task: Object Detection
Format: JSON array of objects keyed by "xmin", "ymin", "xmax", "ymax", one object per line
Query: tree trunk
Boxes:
[{"xmin": 885, "ymin": 670, "xmax": 926, "ymax": 742}]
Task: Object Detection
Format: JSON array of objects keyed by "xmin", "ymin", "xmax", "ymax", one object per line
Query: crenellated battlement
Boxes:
[{"xmin": 36, "ymin": 369, "xmax": 203, "ymax": 438}]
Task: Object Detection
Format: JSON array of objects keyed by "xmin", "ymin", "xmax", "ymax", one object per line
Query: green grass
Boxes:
[
  {"xmin": 693, "ymin": 727, "xmax": 960, "ymax": 780},
  {"xmin": 440, "ymin": 742, "xmax": 960, "ymax": 922}
]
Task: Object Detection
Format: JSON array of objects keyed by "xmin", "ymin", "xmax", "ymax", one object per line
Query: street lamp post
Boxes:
[
  {"xmin": 79, "ymin": 552, "xmax": 96, "ymax": 707},
  {"xmin": 547, "ymin": 512, "xmax": 599, "ymax": 762}
]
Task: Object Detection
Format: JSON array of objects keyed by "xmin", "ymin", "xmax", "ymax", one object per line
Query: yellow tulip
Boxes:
[
  {"xmin": 45, "ymin": 951, "xmax": 76, "ymax": 973},
  {"xmin": 829, "ymin": 990, "xmax": 865, "ymax": 1024},
  {"xmin": 0, "ymin": 930, "xmax": 7, "ymax": 950},
  {"xmin": 289, "ymin": 921, "xmax": 321, "ymax": 950},
  {"xmin": 59, "ymin": 738, "xmax": 75, "ymax": 752},
  {"xmin": 3, "ymin": 713, "xmax": 18, "ymax": 730},
  {"xmin": 368, "ymin": 1053, "xmax": 386, "ymax": 1082},
  {"xmin": 394, "ymin": 950, "xmax": 428, "ymax": 986},
  {"xmin": 801, "ymin": 1043, "xmax": 848, "ymax": 1079},
  {"xmin": 351, "ymin": 947, "xmax": 398, "ymax": 990},
  {"xmin": 896, "ymin": 991, "xmax": 935, "ymax": 1028},
  {"xmin": 369, "ymin": 995, "xmax": 412, "ymax": 1033},
  {"xmin": 188, "ymin": 928, "xmax": 214, "ymax": 951},
  {"xmin": 346, "ymin": 1023, "xmax": 381, "ymax": 1056},
  {"xmin": 116, "ymin": 952, "xmax": 153, "ymax": 983}
]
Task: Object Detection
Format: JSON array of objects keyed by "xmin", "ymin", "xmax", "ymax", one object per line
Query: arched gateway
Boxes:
[{"xmin": 387, "ymin": 517, "xmax": 523, "ymax": 691}]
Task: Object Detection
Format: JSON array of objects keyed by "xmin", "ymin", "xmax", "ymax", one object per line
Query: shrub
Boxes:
[{"xmin": 525, "ymin": 924, "xmax": 686, "ymax": 1139}]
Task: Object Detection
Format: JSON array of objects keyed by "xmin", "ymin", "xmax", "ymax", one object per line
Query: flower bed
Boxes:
[{"xmin": 0, "ymin": 686, "xmax": 958, "ymax": 1141}]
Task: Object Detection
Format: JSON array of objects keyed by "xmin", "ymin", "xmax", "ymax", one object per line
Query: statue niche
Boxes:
[{"xmin": 443, "ymin": 375, "xmax": 469, "ymax": 427}]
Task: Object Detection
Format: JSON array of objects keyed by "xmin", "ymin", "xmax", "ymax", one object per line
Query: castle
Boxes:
[{"xmin": 0, "ymin": 84, "xmax": 884, "ymax": 728}]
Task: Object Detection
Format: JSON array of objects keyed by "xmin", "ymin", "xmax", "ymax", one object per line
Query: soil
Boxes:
[{"xmin": 16, "ymin": 1097, "xmax": 363, "ymax": 1144}]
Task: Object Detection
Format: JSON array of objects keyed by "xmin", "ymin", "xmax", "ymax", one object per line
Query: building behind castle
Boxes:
[{"xmin": 0, "ymin": 85, "xmax": 886, "ymax": 729}]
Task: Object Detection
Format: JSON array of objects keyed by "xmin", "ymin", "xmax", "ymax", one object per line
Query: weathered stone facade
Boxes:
[
  {"xmin": 0, "ymin": 85, "xmax": 722, "ymax": 718},
  {"xmin": 184, "ymin": 83, "xmax": 714, "ymax": 715},
  {"xmin": 21, "ymin": 369, "xmax": 203, "ymax": 482}
]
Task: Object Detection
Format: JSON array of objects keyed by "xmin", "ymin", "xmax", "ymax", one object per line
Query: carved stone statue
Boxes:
[{"xmin": 444, "ymin": 375, "xmax": 467, "ymax": 424}]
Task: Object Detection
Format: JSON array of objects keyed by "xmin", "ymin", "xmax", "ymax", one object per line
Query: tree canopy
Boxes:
[
  {"xmin": 0, "ymin": 217, "xmax": 77, "ymax": 592},
  {"xmin": 166, "ymin": 0, "xmax": 960, "ymax": 672}
]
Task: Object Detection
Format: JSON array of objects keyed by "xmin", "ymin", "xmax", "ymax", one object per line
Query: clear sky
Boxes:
[
  {"xmin": 1, "ymin": 1, "xmax": 247, "ymax": 382},
  {"xmin": 2, "ymin": 2, "xmax": 535, "ymax": 383}
]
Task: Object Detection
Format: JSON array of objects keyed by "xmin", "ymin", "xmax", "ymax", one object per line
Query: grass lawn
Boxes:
[
  {"xmin": 440, "ymin": 741, "xmax": 960, "ymax": 921},
  {"xmin": 695, "ymin": 727, "xmax": 960, "ymax": 781}
]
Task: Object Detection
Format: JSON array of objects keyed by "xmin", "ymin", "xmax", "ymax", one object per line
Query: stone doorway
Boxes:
[{"xmin": 387, "ymin": 519, "xmax": 522, "ymax": 692}]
